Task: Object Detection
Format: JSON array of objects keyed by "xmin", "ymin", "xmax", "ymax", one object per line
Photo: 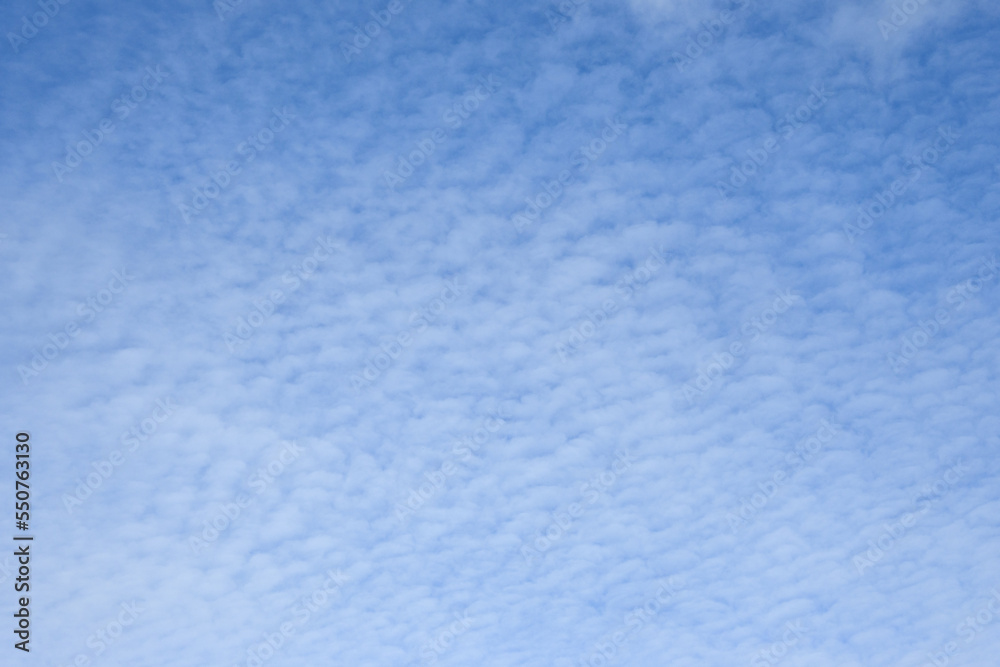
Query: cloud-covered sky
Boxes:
[{"xmin": 2, "ymin": 0, "xmax": 999, "ymax": 665}]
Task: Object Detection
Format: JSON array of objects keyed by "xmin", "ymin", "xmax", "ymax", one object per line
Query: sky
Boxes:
[{"xmin": 1, "ymin": 0, "xmax": 1000, "ymax": 665}]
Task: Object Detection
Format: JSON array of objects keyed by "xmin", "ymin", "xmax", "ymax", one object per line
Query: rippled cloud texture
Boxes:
[{"xmin": 2, "ymin": 0, "xmax": 999, "ymax": 665}]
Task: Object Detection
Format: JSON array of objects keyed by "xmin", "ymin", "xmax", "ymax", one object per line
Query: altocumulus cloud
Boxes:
[{"xmin": 1, "ymin": 0, "xmax": 999, "ymax": 665}]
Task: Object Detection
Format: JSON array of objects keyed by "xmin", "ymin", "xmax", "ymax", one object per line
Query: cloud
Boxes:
[{"xmin": 2, "ymin": 0, "xmax": 999, "ymax": 665}]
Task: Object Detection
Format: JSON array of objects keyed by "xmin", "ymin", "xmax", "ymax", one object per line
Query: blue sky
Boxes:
[{"xmin": 2, "ymin": 0, "xmax": 1000, "ymax": 665}]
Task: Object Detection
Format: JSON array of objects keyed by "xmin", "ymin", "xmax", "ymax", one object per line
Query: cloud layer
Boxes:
[{"xmin": 2, "ymin": 0, "xmax": 999, "ymax": 665}]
